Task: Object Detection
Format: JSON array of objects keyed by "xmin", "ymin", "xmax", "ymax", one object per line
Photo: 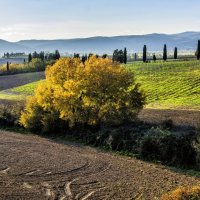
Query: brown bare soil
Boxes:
[
  {"xmin": 139, "ymin": 109, "xmax": 200, "ymax": 128},
  {"xmin": 0, "ymin": 131, "xmax": 199, "ymax": 200}
]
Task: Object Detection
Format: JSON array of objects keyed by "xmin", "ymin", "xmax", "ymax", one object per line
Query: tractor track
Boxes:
[{"xmin": 0, "ymin": 130, "xmax": 199, "ymax": 199}]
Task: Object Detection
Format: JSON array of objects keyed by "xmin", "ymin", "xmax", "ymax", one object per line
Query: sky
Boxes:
[{"xmin": 0, "ymin": 0, "xmax": 200, "ymax": 41}]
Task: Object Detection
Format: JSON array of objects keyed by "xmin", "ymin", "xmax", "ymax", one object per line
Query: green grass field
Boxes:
[
  {"xmin": 0, "ymin": 81, "xmax": 42, "ymax": 101},
  {"xmin": 0, "ymin": 60, "xmax": 199, "ymax": 110},
  {"xmin": 0, "ymin": 71, "xmax": 44, "ymax": 101},
  {"xmin": 127, "ymin": 60, "xmax": 200, "ymax": 110}
]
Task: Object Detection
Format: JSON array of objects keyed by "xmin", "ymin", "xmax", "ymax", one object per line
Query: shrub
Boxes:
[
  {"xmin": 0, "ymin": 103, "xmax": 23, "ymax": 126},
  {"xmin": 162, "ymin": 119, "xmax": 174, "ymax": 130},
  {"xmin": 140, "ymin": 127, "xmax": 197, "ymax": 167},
  {"xmin": 161, "ymin": 185, "xmax": 200, "ymax": 200},
  {"xmin": 26, "ymin": 58, "xmax": 46, "ymax": 72},
  {"xmin": 20, "ymin": 96, "xmax": 67, "ymax": 133},
  {"xmin": 20, "ymin": 56, "xmax": 146, "ymax": 132}
]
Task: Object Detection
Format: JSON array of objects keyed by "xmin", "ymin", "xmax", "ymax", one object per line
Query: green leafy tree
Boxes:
[
  {"xmin": 112, "ymin": 49, "xmax": 125, "ymax": 63},
  {"xmin": 47, "ymin": 53, "xmax": 54, "ymax": 60},
  {"xmin": 33, "ymin": 51, "xmax": 39, "ymax": 59},
  {"xmin": 102, "ymin": 54, "xmax": 108, "ymax": 59},
  {"xmin": 74, "ymin": 53, "xmax": 80, "ymax": 58}
]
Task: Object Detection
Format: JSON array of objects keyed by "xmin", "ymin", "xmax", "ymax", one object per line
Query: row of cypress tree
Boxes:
[
  {"xmin": 113, "ymin": 40, "xmax": 200, "ymax": 63},
  {"xmin": 143, "ymin": 44, "xmax": 178, "ymax": 62},
  {"xmin": 28, "ymin": 50, "xmax": 60, "ymax": 62}
]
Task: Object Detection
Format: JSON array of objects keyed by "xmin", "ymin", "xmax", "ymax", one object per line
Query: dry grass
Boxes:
[{"xmin": 161, "ymin": 185, "xmax": 200, "ymax": 200}]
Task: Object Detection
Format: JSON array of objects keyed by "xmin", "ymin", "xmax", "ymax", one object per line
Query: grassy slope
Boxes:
[
  {"xmin": 0, "ymin": 72, "xmax": 44, "ymax": 101},
  {"xmin": 127, "ymin": 60, "xmax": 200, "ymax": 110},
  {"xmin": 0, "ymin": 60, "xmax": 199, "ymax": 110},
  {"xmin": 0, "ymin": 81, "xmax": 41, "ymax": 101},
  {"xmin": 0, "ymin": 71, "xmax": 44, "ymax": 90}
]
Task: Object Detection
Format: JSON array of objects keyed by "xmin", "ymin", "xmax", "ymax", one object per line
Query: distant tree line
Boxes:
[
  {"xmin": 112, "ymin": 40, "xmax": 200, "ymax": 63},
  {"xmin": 141, "ymin": 44, "xmax": 178, "ymax": 63},
  {"xmin": 3, "ymin": 52, "xmax": 25, "ymax": 58},
  {"xmin": 28, "ymin": 50, "xmax": 61, "ymax": 62},
  {"xmin": 73, "ymin": 53, "xmax": 108, "ymax": 64}
]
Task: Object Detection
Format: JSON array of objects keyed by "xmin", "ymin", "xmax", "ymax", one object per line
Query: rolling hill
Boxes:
[
  {"xmin": 0, "ymin": 39, "xmax": 31, "ymax": 54},
  {"xmin": 0, "ymin": 31, "xmax": 200, "ymax": 54},
  {"xmin": 0, "ymin": 60, "xmax": 199, "ymax": 111}
]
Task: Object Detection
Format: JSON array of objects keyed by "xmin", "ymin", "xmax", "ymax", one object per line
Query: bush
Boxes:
[
  {"xmin": 162, "ymin": 119, "xmax": 174, "ymax": 130},
  {"xmin": 161, "ymin": 185, "xmax": 200, "ymax": 200},
  {"xmin": 0, "ymin": 103, "xmax": 23, "ymax": 126},
  {"xmin": 20, "ymin": 56, "xmax": 146, "ymax": 132},
  {"xmin": 19, "ymin": 96, "xmax": 67, "ymax": 133},
  {"xmin": 140, "ymin": 127, "xmax": 197, "ymax": 167}
]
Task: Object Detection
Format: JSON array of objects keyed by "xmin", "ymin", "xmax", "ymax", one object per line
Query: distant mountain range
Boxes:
[{"xmin": 0, "ymin": 31, "xmax": 200, "ymax": 54}]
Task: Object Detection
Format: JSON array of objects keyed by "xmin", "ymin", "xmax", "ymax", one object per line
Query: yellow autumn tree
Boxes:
[{"xmin": 20, "ymin": 56, "xmax": 145, "ymax": 132}]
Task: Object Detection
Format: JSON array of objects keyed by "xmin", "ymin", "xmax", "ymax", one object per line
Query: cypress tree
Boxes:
[
  {"xmin": 134, "ymin": 53, "xmax": 137, "ymax": 61},
  {"xmin": 112, "ymin": 49, "xmax": 118, "ymax": 62},
  {"xmin": 143, "ymin": 45, "xmax": 147, "ymax": 63},
  {"xmin": 6, "ymin": 62, "xmax": 9, "ymax": 72},
  {"xmin": 118, "ymin": 50, "xmax": 124, "ymax": 63},
  {"xmin": 33, "ymin": 51, "xmax": 39, "ymax": 59},
  {"xmin": 28, "ymin": 53, "xmax": 32, "ymax": 62},
  {"xmin": 174, "ymin": 47, "xmax": 178, "ymax": 60},
  {"xmin": 39, "ymin": 51, "xmax": 45, "ymax": 61},
  {"xmin": 54, "ymin": 50, "xmax": 60, "ymax": 60},
  {"xmin": 81, "ymin": 55, "xmax": 87, "ymax": 64},
  {"xmin": 153, "ymin": 54, "xmax": 156, "ymax": 62},
  {"xmin": 163, "ymin": 44, "xmax": 167, "ymax": 61},
  {"xmin": 124, "ymin": 48, "xmax": 127, "ymax": 64},
  {"xmin": 196, "ymin": 40, "xmax": 200, "ymax": 60}
]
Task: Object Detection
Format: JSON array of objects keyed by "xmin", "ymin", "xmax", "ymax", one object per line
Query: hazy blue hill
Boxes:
[
  {"xmin": 16, "ymin": 40, "xmax": 51, "ymax": 49},
  {"xmin": 0, "ymin": 32, "xmax": 200, "ymax": 54},
  {"xmin": 0, "ymin": 39, "xmax": 31, "ymax": 54}
]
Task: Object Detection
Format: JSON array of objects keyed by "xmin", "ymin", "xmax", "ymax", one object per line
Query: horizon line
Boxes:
[{"xmin": 1, "ymin": 30, "xmax": 200, "ymax": 43}]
